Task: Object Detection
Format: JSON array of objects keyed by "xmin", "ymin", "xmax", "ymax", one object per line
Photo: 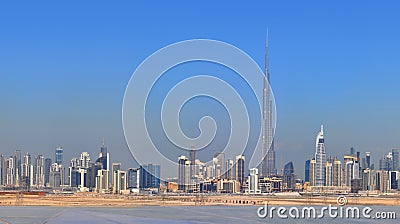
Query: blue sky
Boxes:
[{"xmin": 1, "ymin": 1, "xmax": 400, "ymax": 178}]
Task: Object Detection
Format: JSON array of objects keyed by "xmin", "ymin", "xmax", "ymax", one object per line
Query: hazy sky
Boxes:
[{"xmin": 1, "ymin": 1, "xmax": 400, "ymax": 178}]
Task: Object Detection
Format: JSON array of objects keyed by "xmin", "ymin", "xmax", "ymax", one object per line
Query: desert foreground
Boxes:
[{"xmin": 0, "ymin": 193, "xmax": 400, "ymax": 207}]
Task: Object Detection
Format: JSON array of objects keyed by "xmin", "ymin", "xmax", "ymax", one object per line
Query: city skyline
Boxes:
[
  {"xmin": 1, "ymin": 1, "xmax": 400, "ymax": 180},
  {"xmin": 1, "ymin": 127, "xmax": 399, "ymax": 195}
]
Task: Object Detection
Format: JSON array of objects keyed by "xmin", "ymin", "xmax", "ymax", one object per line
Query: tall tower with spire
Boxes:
[
  {"xmin": 261, "ymin": 33, "xmax": 276, "ymax": 177},
  {"xmin": 314, "ymin": 125, "xmax": 326, "ymax": 186}
]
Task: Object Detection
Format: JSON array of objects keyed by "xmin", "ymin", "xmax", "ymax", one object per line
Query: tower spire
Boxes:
[
  {"xmin": 265, "ymin": 28, "xmax": 269, "ymax": 80},
  {"xmin": 260, "ymin": 29, "xmax": 276, "ymax": 177}
]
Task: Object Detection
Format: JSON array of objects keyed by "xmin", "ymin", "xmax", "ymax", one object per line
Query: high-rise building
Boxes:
[
  {"xmin": 309, "ymin": 159, "xmax": 316, "ymax": 186},
  {"xmin": 283, "ymin": 161, "xmax": 295, "ymax": 190},
  {"xmin": 79, "ymin": 152, "xmax": 91, "ymax": 168},
  {"xmin": 344, "ymin": 154, "xmax": 359, "ymax": 187},
  {"xmin": 96, "ymin": 142, "xmax": 110, "ymax": 171},
  {"xmin": 332, "ymin": 158, "xmax": 342, "ymax": 187},
  {"xmin": 111, "ymin": 162, "xmax": 121, "ymax": 188},
  {"xmin": 389, "ymin": 171, "xmax": 399, "ymax": 190},
  {"xmin": 127, "ymin": 168, "xmax": 140, "ymax": 190},
  {"xmin": 35, "ymin": 155, "xmax": 45, "ymax": 188},
  {"xmin": 248, "ymin": 168, "xmax": 260, "ymax": 194},
  {"xmin": 140, "ymin": 164, "xmax": 160, "ymax": 189},
  {"xmin": 190, "ymin": 148, "xmax": 196, "ymax": 178},
  {"xmin": 14, "ymin": 149, "xmax": 21, "ymax": 185},
  {"xmin": 69, "ymin": 158, "xmax": 79, "ymax": 187},
  {"xmin": 235, "ymin": 155, "xmax": 245, "ymax": 185},
  {"xmin": 95, "ymin": 169, "xmax": 109, "ymax": 193},
  {"xmin": 261, "ymin": 36, "xmax": 276, "ymax": 177},
  {"xmin": 6, "ymin": 157, "xmax": 15, "ymax": 186},
  {"xmin": 375, "ymin": 170, "xmax": 389, "ymax": 193},
  {"xmin": 178, "ymin": 155, "xmax": 190, "ymax": 191},
  {"xmin": 362, "ymin": 168, "xmax": 375, "ymax": 191},
  {"xmin": 0, "ymin": 154, "xmax": 4, "ymax": 186},
  {"xmin": 365, "ymin": 152, "xmax": 371, "ymax": 169},
  {"xmin": 392, "ymin": 149, "xmax": 399, "ymax": 171},
  {"xmin": 21, "ymin": 153, "xmax": 33, "ymax": 188},
  {"xmin": 325, "ymin": 161, "xmax": 333, "ymax": 186},
  {"xmin": 86, "ymin": 162, "xmax": 102, "ymax": 189},
  {"xmin": 95, "ymin": 142, "xmax": 110, "ymax": 187},
  {"xmin": 113, "ymin": 170, "xmax": 127, "ymax": 194},
  {"xmin": 304, "ymin": 160, "xmax": 311, "ymax": 182},
  {"xmin": 379, "ymin": 152, "xmax": 392, "ymax": 171},
  {"xmin": 213, "ymin": 152, "xmax": 225, "ymax": 178},
  {"xmin": 49, "ymin": 163, "xmax": 62, "ymax": 188},
  {"xmin": 44, "ymin": 158, "xmax": 52, "ymax": 186},
  {"xmin": 55, "ymin": 147, "xmax": 63, "ymax": 165},
  {"xmin": 314, "ymin": 125, "xmax": 326, "ymax": 186},
  {"xmin": 225, "ymin": 159, "xmax": 234, "ymax": 180},
  {"xmin": 112, "ymin": 163, "xmax": 121, "ymax": 175}
]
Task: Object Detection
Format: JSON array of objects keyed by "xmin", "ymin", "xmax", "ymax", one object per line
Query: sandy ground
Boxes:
[{"xmin": 1, "ymin": 194, "xmax": 400, "ymax": 207}]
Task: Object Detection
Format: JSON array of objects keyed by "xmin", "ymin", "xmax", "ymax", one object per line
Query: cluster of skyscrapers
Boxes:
[
  {"xmin": 0, "ymin": 148, "xmax": 64, "ymax": 190},
  {"xmin": 304, "ymin": 125, "xmax": 400, "ymax": 194},
  {"xmin": 176, "ymin": 151, "xmax": 246, "ymax": 193},
  {"xmin": 0, "ymin": 143, "xmax": 161, "ymax": 195}
]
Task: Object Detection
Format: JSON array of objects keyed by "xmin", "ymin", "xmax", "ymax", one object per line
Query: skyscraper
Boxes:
[
  {"xmin": 178, "ymin": 156, "xmax": 190, "ymax": 191},
  {"xmin": 22, "ymin": 153, "xmax": 33, "ymax": 188},
  {"xmin": 35, "ymin": 155, "xmax": 45, "ymax": 188},
  {"xmin": 49, "ymin": 163, "xmax": 62, "ymax": 188},
  {"xmin": 261, "ymin": 35, "xmax": 276, "ymax": 177},
  {"xmin": 14, "ymin": 149, "xmax": 21, "ymax": 185},
  {"xmin": 314, "ymin": 125, "xmax": 326, "ymax": 186},
  {"xmin": 189, "ymin": 148, "xmax": 196, "ymax": 178},
  {"xmin": 332, "ymin": 157, "xmax": 342, "ymax": 187},
  {"xmin": 55, "ymin": 147, "xmax": 63, "ymax": 165},
  {"xmin": 80, "ymin": 152, "xmax": 91, "ymax": 168},
  {"xmin": 235, "ymin": 155, "xmax": 245, "ymax": 184},
  {"xmin": 283, "ymin": 161, "xmax": 295, "ymax": 190},
  {"xmin": 96, "ymin": 142, "xmax": 109, "ymax": 171},
  {"xmin": 366, "ymin": 152, "xmax": 371, "ymax": 169},
  {"xmin": 6, "ymin": 157, "xmax": 15, "ymax": 186},
  {"xmin": 140, "ymin": 164, "xmax": 160, "ymax": 189},
  {"xmin": 127, "ymin": 168, "xmax": 140, "ymax": 190},
  {"xmin": 213, "ymin": 152, "xmax": 225, "ymax": 178},
  {"xmin": 0, "ymin": 154, "xmax": 4, "ymax": 186},
  {"xmin": 113, "ymin": 170, "xmax": 127, "ymax": 194},
  {"xmin": 225, "ymin": 159, "xmax": 234, "ymax": 180},
  {"xmin": 392, "ymin": 149, "xmax": 399, "ymax": 171},
  {"xmin": 304, "ymin": 160, "xmax": 311, "ymax": 182},
  {"xmin": 325, "ymin": 160, "xmax": 333, "ymax": 186},
  {"xmin": 248, "ymin": 168, "xmax": 260, "ymax": 194},
  {"xmin": 44, "ymin": 158, "xmax": 52, "ymax": 186},
  {"xmin": 309, "ymin": 158, "xmax": 316, "ymax": 186}
]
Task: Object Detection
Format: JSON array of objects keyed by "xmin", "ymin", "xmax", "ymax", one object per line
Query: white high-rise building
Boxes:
[
  {"xmin": 22, "ymin": 153, "xmax": 34, "ymax": 188},
  {"xmin": 79, "ymin": 152, "xmax": 91, "ymax": 168},
  {"xmin": 248, "ymin": 168, "xmax": 260, "ymax": 194},
  {"xmin": 35, "ymin": 155, "xmax": 45, "ymax": 188},
  {"xmin": 6, "ymin": 157, "xmax": 15, "ymax": 186},
  {"xmin": 314, "ymin": 125, "xmax": 326, "ymax": 186},
  {"xmin": 113, "ymin": 170, "xmax": 127, "ymax": 194}
]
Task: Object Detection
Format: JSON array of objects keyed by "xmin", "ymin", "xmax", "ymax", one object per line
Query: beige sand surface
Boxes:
[{"xmin": 1, "ymin": 194, "xmax": 399, "ymax": 207}]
